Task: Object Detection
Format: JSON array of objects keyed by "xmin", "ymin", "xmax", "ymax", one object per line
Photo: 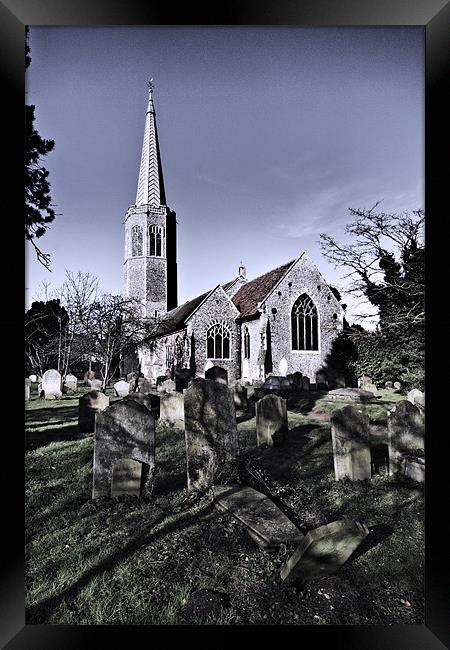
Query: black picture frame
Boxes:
[{"xmin": 3, "ymin": 0, "xmax": 449, "ymax": 646}]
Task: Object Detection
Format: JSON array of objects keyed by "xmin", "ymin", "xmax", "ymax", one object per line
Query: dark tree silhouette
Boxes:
[{"xmin": 25, "ymin": 27, "xmax": 56, "ymax": 270}]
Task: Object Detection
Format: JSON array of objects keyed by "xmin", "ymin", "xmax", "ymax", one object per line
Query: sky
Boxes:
[{"xmin": 26, "ymin": 26, "xmax": 424, "ymax": 323}]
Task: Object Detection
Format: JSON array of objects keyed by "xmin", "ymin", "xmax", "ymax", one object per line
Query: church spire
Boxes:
[{"xmin": 135, "ymin": 79, "xmax": 167, "ymax": 207}]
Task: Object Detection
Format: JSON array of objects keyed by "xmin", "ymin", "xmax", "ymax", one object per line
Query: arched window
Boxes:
[
  {"xmin": 206, "ymin": 322, "xmax": 231, "ymax": 359},
  {"xmin": 243, "ymin": 325, "xmax": 250, "ymax": 359},
  {"xmin": 291, "ymin": 294, "xmax": 319, "ymax": 351},
  {"xmin": 131, "ymin": 225, "xmax": 143, "ymax": 256},
  {"xmin": 149, "ymin": 225, "xmax": 164, "ymax": 257}
]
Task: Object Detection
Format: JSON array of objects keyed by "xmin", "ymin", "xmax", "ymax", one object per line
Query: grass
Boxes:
[{"xmin": 25, "ymin": 386, "xmax": 424, "ymax": 625}]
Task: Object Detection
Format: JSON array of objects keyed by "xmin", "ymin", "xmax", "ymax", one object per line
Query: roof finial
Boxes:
[{"xmin": 148, "ymin": 78, "xmax": 155, "ymax": 93}]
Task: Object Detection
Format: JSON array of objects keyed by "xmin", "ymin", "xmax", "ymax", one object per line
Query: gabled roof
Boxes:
[
  {"xmin": 231, "ymin": 260, "xmax": 295, "ymax": 319},
  {"xmin": 146, "ymin": 289, "xmax": 212, "ymax": 340}
]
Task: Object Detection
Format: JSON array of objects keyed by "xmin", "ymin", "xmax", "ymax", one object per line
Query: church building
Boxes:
[{"xmin": 123, "ymin": 83, "xmax": 344, "ymax": 385}]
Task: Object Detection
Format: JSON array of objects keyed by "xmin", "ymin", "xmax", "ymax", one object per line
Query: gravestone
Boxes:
[
  {"xmin": 42, "ymin": 369, "xmax": 62, "ymax": 399},
  {"xmin": 330, "ymin": 405, "xmax": 371, "ymax": 480},
  {"xmin": 156, "ymin": 375, "xmax": 170, "ymax": 390},
  {"xmin": 255, "ymin": 394, "xmax": 288, "ymax": 447},
  {"xmin": 316, "ymin": 372, "xmax": 328, "ymax": 390},
  {"xmin": 358, "ymin": 375, "xmax": 372, "ymax": 389},
  {"xmin": 25, "ymin": 378, "xmax": 31, "ymax": 401},
  {"xmin": 205, "ymin": 365, "xmax": 228, "ymax": 385},
  {"xmin": 204, "ymin": 360, "xmax": 214, "ymax": 372},
  {"xmin": 233, "ymin": 383, "xmax": 248, "ymax": 412},
  {"xmin": 387, "ymin": 400, "xmax": 425, "ymax": 476},
  {"xmin": 64, "ymin": 373, "xmax": 78, "ymax": 391},
  {"xmin": 213, "ymin": 485, "xmax": 304, "ymax": 549},
  {"xmin": 328, "ymin": 388, "xmax": 375, "ymax": 403},
  {"xmin": 139, "ymin": 379, "xmax": 153, "ymax": 394},
  {"xmin": 333, "ymin": 376, "xmax": 346, "ymax": 389},
  {"xmin": 127, "ymin": 392, "xmax": 160, "ymax": 419},
  {"xmin": 84, "ymin": 370, "xmax": 95, "ymax": 384},
  {"xmin": 114, "ymin": 380, "xmax": 130, "ymax": 397},
  {"xmin": 160, "ymin": 378, "xmax": 176, "ymax": 393},
  {"xmin": 394, "ymin": 381, "xmax": 402, "ymax": 390},
  {"xmin": 127, "ymin": 371, "xmax": 139, "ymax": 383},
  {"xmin": 78, "ymin": 390, "xmax": 109, "ymax": 433},
  {"xmin": 385, "ymin": 381, "xmax": 393, "ymax": 390},
  {"xmin": 292, "ymin": 371, "xmax": 303, "ymax": 389},
  {"xmin": 301, "ymin": 376, "xmax": 310, "ymax": 392},
  {"xmin": 278, "ymin": 357, "xmax": 288, "ymax": 377},
  {"xmin": 184, "ymin": 378, "xmax": 239, "ymax": 491},
  {"xmin": 29, "ymin": 374, "xmax": 37, "ymax": 383},
  {"xmin": 280, "ymin": 519, "xmax": 369, "ymax": 582},
  {"xmin": 407, "ymin": 388, "xmax": 424, "ymax": 407},
  {"xmin": 92, "ymin": 400, "xmax": 155, "ymax": 498},
  {"xmin": 91, "ymin": 379, "xmax": 102, "ymax": 391},
  {"xmin": 159, "ymin": 391, "xmax": 184, "ymax": 425},
  {"xmin": 174, "ymin": 368, "xmax": 194, "ymax": 392},
  {"xmin": 402, "ymin": 454, "xmax": 425, "ymax": 483}
]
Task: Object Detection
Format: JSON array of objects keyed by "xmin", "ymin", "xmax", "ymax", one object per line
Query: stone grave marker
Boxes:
[
  {"xmin": 407, "ymin": 388, "xmax": 424, "ymax": 407},
  {"xmin": 159, "ymin": 379, "xmax": 176, "ymax": 393},
  {"xmin": 233, "ymin": 383, "xmax": 248, "ymax": 412},
  {"xmin": 387, "ymin": 400, "xmax": 425, "ymax": 476},
  {"xmin": 205, "ymin": 365, "xmax": 228, "ymax": 385},
  {"xmin": 255, "ymin": 394, "xmax": 288, "ymax": 447},
  {"xmin": 278, "ymin": 357, "xmax": 288, "ymax": 377},
  {"xmin": 156, "ymin": 375, "xmax": 170, "ymax": 390},
  {"xmin": 29, "ymin": 374, "xmax": 37, "ymax": 383},
  {"xmin": 316, "ymin": 372, "xmax": 328, "ymax": 390},
  {"xmin": 330, "ymin": 405, "xmax": 371, "ymax": 480},
  {"xmin": 42, "ymin": 369, "xmax": 62, "ymax": 399},
  {"xmin": 184, "ymin": 378, "xmax": 239, "ymax": 491},
  {"xmin": 385, "ymin": 381, "xmax": 393, "ymax": 390},
  {"xmin": 402, "ymin": 454, "xmax": 425, "ymax": 483},
  {"xmin": 25, "ymin": 378, "xmax": 31, "ymax": 401},
  {"xmin": 84, "ymin": 370, "xmax": 95, "ymax": 384},
  {"xmin": 159, "ymin": 391, "xmax": 184, "ymax": 425},
  {"xmin": 328, "ymin": 388, "xmax": 375, "ymax": 403},
  {"xmin": 174, "ymin": 368, "xmax": 194, "ymax": 392},
  {"xmin": 213, "ymin": 485, "xmax": 304, "ymax": 549},
  {"xmin": 78, "ymin": 390, "xmax": 110, "ymax": 433},
  {"xmin": 93, "ymin": 399, "xmax": 155, "ymax": 498},
  {"xmin": 301, "ymin": 376, "xmax": 310, "ymax": 392},
  {"xmin": 65, "ymin": 373, "xmax": 78, "ymax": 391},
  {"xmin": 292, "ymin": 371, "xmax": 303, "ymax": 389},
  {"xmin": 90, "ymin": 379, "xmax": 102, "ymax": 391},
  {"xmin": 280, "ymin": 518, "xmax": 369, "ymax": 582},
  {"xmin": 139, "ymin": 379, "xmax": 153, "ymax": 394},
  {"xmin": 127, "ymin": 392, "xmax": 160, "ymax": 419},
  {"xmin": 394, "ymin": 381, "xmax": 402, "ymax": 390},
  {"xmin": 114, "ymin": 380, "xmax": 130, "ymax": 397}
]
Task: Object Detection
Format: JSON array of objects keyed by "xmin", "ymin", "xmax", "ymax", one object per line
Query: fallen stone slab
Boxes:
[
  {"xmin": 328, "ymin": 388, "xmax": 375, "ymax": 402},
  {"xmin": 280, "ymin": 518, "xmax": 369, "ymax": 582},
  {"xmin": 213, "ymin": 485, "xmax": 304, "ymax": 550}
]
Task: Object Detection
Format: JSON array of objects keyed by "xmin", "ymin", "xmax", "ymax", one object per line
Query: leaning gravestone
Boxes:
[
  {"xmin": 407, "ymin": 388, "xmax": 424, "ymax": 407},
  {"xmin": 78, "ymin": 390, "xmax": 109, "ymax": 433},
  {"xmin": 330, "ymin": 405, "xmax": 371, "ymax": 480},
  {"xmin": 387, "ymin": 400, "xmax": 425, "ymax": 477},
  {"xmin": 280, "ymin": 518, "xmax": 369, "ymax": 582},
  {"xmin": 213, "ymin": 485, "xmax": 304, "ymax": 549},
  {"xmin": 205, "ymin": 365, "xmax": 228, "ymax": 385},
  {"xmin": 159, "ymin": 391, "xmax": 184, "ymax": 425},
  {"xmin": 160, "ymin": 379, "xmax": 176, "ymax": 393},
  {"xmin": 42, "ymin": 369, "xmax": 62, "ymax": 399},
  {"xmin": 233, "ymin": 383, "xmax": 248, "ymax": 412},
  {"xmin": 114, "ymin": 380, "xmax": 130, "ymax": 397},
  {"xmin": 184, "ymin": 378, "xmax": 239, "ymax": 491},
  {"xmin": 25, "ymin": 378, "xmax": 31, "ymax": 401},
  {"xmin": 256, "ymin": 394, "xmax": 288, "ymax": 447},
  {"xmin": 92, "ymin": 400, "xmax": 155, "ymax": 498}
]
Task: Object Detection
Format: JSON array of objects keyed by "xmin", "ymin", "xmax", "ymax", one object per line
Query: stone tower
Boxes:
[{"xmin": 123, "ymin": 81, "xmax": 177, "ymax": 320}]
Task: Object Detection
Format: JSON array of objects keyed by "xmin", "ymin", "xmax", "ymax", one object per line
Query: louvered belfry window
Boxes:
[
  {"xmin": 243, "ymin": 326, "xmax": 250, "ymax": 359},
  {"xmin": 207, "ymin": 323, "xmax": 231, "ymax": 359},
  {"xmin": 291, "ymin": 294, "xmax": 319, "ymax": 351},
  {"xmin": 149, "ymin": 225, "xmax": 164, "ymax": 257}
]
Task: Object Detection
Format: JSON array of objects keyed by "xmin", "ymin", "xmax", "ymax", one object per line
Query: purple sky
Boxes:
[{"xmin": 26, "ymin": 26, "xmax": 424, "ymax": 323}]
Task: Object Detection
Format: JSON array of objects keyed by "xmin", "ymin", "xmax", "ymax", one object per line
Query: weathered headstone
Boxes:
[
  {"xmin": 184, "ymin": 378, "xmax": 239, "ymax": 491},
  {"xmin": 278, "ymin": 357, "xmax": 288, "ymax": 377},
  {"xmin": 213, "ymin": 485, "xmax": 304, "ymax": 549},
  {"xmin": 255, "ymin": 394, "xmax": 288, "ymax": 447},
  {"xmin": 84, "ymin": 370, "xmax": 95, "ymax": 384},
  {"xmin": 301, "ymin": 376, "xmax": 310, "ymax": 392},
  {"xmin": 328, "ymin": 388, "xmax": 375, "ymax": 403},
  {"xmin": 114, "ymin": 380, "xmax": 130, "ymax": 397},
  {"xmin": 330, "ymin": 405, "xmax": 371, "ymax": 480},
  {"xmin": 25, "ymin": 378, "xmax": 31, "ymax": 401},
  {"xmin": 174, "ymin": 367, "xmax": 194, "ymax": 392},
  {"xmin": 156, "ymin": 375, "xmax": 169, "ymax": 390},
  {"xmin": 407, "ymin": 388, "xmax": 424, "ymax": 407},
  {"xmin": 159, "ymin": 378, "xmax": 176, "ymax": 393},
  {"xmin": 394, "ymin": 381, "xmax": 402, "ymax": 391},
  {"xmin": 204, "ymin": 360, "xmax": 214, "ymax": 372},
  {"xmin": 92, "ymin": 400, "xmax": 155, "ymax": 498},
  {"xmin": 78, "ymin": 390, "xmax": 110, "ymax": 433},
  {"xmin": 280, "ymin": 519, "xmax": 369, "ymax": 582},
  {"xmin": 126, "ymin": 392, "xmax": 160, "ymax": 419},
  {"xmin": 64, "ymin": 374, "xmax": 78, "ymax": 393},
  {"xmin": 387, "ymin": 400, "xmax": 425, "ymax": 476},
  {"xmin": 42, "ymin": 369, "xmax": 62, "ymax": 399},
  {"xmin": 91, "ymin": 379, "xmax": 102, "ymax": 391},
  {"xmin": 333, "ymin": 376, "xmax": 346, "ymax": 389},
  {"xmin": 138, "ymin": 379, "xmax": 153, "ymax": 394},
  {"xmin": 233, "ymin": 383, "xmax": 248, "ymax": 412},
  {"xmin": 29, "ymin": 374, "xmax": 37, "ymax": 383},
  {"xmin": 292, "ymin": 371, "xmax": 303, "ymax": 389},
  {"xmin": 401, "ymin": 454, "xmax": 425, "ymax": 483},
  {"xmin": 358, "ymin": 375, "xmax": 372, "ymax": 389},
  {"xmin": 205, "ymin": 365, "xmax": 228, "ymax": 385},
  {"xmin": 159, "ymin": 391, "xmax": 184, "ymax": 425},
  {"xmin": 316, "ymin": 372, "xmax": 328, "ymax": 390},
  {"xmin": 385, "ymin": 381, "xmax": 393, "ymax": 390}
]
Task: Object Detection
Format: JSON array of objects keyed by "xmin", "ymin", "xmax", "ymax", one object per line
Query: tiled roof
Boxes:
[
  {"xmin": 231, "ymin": 260, "xmax": 295, "ymax": 319},
  {"xmin": 146, "ymin": 290, "xmax": 211, "ymax": 339}
]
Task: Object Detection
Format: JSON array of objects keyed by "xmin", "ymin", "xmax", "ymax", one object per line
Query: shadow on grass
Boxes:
[
  {"xmin": 26, "ymin": 424, "xmax": 86, "ymax": 450},
  {"xmin": 26, "ymin": 498, "xmax": 214, "ymax": 624},
  {"xmin": 346, "ymin": 523, "xmax": 394, "ymax": 564}
]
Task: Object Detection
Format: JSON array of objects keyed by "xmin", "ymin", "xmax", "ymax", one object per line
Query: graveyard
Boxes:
[{"xmin": 25, "ymin": 376, "xmax": 424, "ymax": 625}]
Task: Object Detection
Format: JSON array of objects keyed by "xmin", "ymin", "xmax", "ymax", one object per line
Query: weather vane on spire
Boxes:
[{"xmin": 148, "ymin": 78, "xmax": 155, "ymax": 93}]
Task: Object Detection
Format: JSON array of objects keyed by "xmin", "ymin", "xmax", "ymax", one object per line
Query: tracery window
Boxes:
[
  {"xmin": 149, "ymin": 225, "xmax": 164, "ymax": 257},
  {"xmin": 243, "ymin": 325, "xmax": 250, "ymax": 359},
  {"xmin": 291, "ymin": 294, "xmax": 319, "ymax": 351},
  {"xmin": 206, "ymin": 322, "xmax": 231, "ymax": 359},
  {"xmin": 131, "ymin": 225, "xmax": 143, "ymax": 256}
]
